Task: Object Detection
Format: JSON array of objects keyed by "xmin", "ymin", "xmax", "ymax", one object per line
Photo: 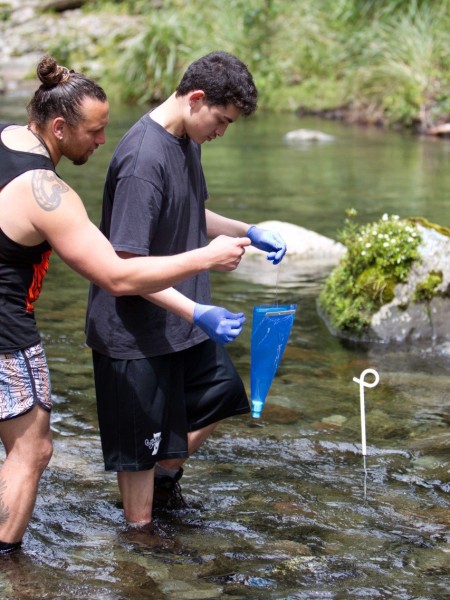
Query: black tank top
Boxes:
[{"xmin": 0, "ymin": 124, "xmax": 55, "ymax": 352}]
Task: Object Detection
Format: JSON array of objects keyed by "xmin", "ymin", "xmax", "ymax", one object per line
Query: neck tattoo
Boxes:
[{"xmin": 27, "ymin": 125, "xmax": 54, "ymax": 164}]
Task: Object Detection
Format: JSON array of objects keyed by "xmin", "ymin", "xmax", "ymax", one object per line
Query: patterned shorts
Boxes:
[{"xmin": 0, "ymin": 343, "xmax": 52, "ymax": 421}]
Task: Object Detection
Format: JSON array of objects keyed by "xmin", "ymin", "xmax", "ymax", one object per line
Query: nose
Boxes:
[
  {"xmin": 216, "ymin": 123, "xmax": 229, "ymax": 137},
  {"xmin": 96, "ymin": 130, "xmax": 106, "ymax": 145}
]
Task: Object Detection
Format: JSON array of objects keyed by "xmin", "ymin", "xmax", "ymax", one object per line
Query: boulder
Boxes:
[
  {"xmin": 370, "ymin": 225, "xmax": 450, "ymax": 344},
  {"xmin": 42, "ymin": 0, "xmax": 88, "ymax": 11},
  {"xmin": 235, "ymin": 221, "xmax": 346, "ymax": 286},
  {"xmin": 246, "ymin": 221, "xmax": 346, "ymax": 259},
  {"xmin": 427, "ymin": 123, "xmax": 450, "ymax": 137},
  {"xmin": 283, "ymin": 129, "xmax": 335, "ymax": 144},
  {"xmin": 320, "ymin": 219, "xmax": 450, "ymax": 348}
]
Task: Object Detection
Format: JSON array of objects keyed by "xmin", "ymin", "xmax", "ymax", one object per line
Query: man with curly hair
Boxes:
[{"xmin": 86, "ymin": 51, "xmax": 287, "ymax": 530}]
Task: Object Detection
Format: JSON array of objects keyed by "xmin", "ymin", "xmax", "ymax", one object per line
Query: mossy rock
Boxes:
[{"xmin": 319, "ymin": 215, "xmax": 450, "ymax": 346}]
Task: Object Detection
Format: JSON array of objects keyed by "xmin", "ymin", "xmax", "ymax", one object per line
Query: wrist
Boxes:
[
  {"xmin": 193, "ymin": 246, "xmax": 213, "ymax": 270},
  {"xmin": 193, "ymin": 302, "xmax": 202, "ymax": 324}
]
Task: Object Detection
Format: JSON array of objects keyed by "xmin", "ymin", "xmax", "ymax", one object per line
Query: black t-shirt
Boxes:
[{"xmin": 85, "ymin": 114, "xmax": 210, "ymax": 359}]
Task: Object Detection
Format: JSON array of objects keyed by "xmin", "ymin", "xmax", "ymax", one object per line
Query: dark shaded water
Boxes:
[{"xmin": 1, "ymin": 100, "xmax": 449, "ymax": 598}]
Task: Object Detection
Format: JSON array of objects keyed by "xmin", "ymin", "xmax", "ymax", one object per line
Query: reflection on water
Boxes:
[{"xmin": 0, "ymin": 99, "xmax": 449, "ymax": 598}]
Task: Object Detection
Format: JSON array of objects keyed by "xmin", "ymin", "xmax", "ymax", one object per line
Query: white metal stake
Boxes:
[{"xmin": 352, "ymin": 368, "xmax": 380, "ymax": 458}]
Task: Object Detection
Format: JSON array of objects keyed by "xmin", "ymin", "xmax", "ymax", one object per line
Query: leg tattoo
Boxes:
[{"xmin": 0, "ymin": 477, "xmax": 10, "ymax": 526}]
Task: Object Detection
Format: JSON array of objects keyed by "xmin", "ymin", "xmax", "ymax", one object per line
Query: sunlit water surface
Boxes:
[{"xmin": 1, "ymin": 100, "xmax": 449, "ymax": 599}]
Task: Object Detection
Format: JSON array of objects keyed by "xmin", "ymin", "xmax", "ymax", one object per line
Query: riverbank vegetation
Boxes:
[{"xmin": 45, "ymin": 0, "xmax": 450, "ymax": 130}]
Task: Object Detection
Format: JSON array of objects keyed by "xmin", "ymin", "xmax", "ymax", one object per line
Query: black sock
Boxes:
[{"xmin": 0, "ymin": 540, "xmax": 21, "ymax": 555}]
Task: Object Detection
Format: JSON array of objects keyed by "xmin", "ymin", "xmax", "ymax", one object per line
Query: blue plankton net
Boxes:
[{"xmin": 250, "ymin": 304, "xmax": 297, "ymax": 418}]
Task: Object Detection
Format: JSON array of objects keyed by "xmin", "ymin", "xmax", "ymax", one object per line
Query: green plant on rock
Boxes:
[
  {"xmin": 413, "ymin": 270, "xmax": 443, "ymax": 302},
  {"xmin": 0, "ymin": 2, "xmax": 12, "ymax": 21},
  {"xmin": 319, "ymin": 211, "xmax": 422, "ymax": 337}
]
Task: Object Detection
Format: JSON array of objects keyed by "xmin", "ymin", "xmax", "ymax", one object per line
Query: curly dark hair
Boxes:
[
  {"xmin": 176, "ymin": 52, "xmax": 258, "ymax": 116},
  {"xmin": 27, "ymin": 55, "xmax": 107, "ymax": 128}
]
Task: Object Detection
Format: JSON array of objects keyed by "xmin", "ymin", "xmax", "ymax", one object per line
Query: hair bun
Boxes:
[{"xmin": 36, "ymin": 55, "xmax": 71, "ymax": 87}]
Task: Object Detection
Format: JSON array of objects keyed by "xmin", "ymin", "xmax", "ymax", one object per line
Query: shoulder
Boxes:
[
  {"xmin": 27, "ymin": 170, "xmax": 70, "ymax": 211},
  {"xmin": 0, "ymin": 169, "xmax": 83, "ymax": 248},
  {"xmin": 110, "ymin": 117, "xmax": 175, "ymax": 182}
]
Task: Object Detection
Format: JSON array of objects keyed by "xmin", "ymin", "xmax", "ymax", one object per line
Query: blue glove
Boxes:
[
  {"xmin": 193, "ymin": 304, "xmax": 246, "ymax": 345},
  {"xmin": 247, "ymin": 225, "xmax": 287, "ymax": 265}
]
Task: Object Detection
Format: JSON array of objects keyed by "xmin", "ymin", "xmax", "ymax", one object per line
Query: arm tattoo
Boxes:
[
  {"xmin": 0, "ymin": 477, "xmax": 9, "ymax": 526},
  {"xmin": 31, "ymin": 170, "xmax": 69, "ymax": 211}
]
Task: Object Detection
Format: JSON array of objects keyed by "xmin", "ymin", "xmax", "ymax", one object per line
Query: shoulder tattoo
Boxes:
[{"xmin": 31, "ymin": 170, "xmax": 69, "ymax": 211}]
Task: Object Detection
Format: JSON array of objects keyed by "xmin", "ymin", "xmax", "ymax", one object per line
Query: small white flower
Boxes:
[{"xmin": 382, "ymin": 213, "xmax": 389, "ymax": 221}]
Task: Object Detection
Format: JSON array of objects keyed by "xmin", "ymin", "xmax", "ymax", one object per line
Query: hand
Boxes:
[
  {"xmin": 204, "ymin": 235, "xmax": 250, "ymax": 272},
  {"xmin": 193, "ymin": 304, "xmax": 246, "ymax": 344},
  {"xmin": 247, "ymin": 225, "xmax": 287, "ymax": 265}
]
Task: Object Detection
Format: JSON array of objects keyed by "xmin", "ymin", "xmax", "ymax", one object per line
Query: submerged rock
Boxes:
[{"xmin": 283, "ymin": 129, "xmax": 335, "ymax": 144}]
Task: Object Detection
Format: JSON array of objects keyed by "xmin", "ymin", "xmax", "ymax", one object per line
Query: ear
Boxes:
[
  {"xmin": 52, "ymin": 117, "xmax": 66, "ymax": 140},
  {"xmin": 188, "ymin": 90, "xmax": 206, "ymax": 107}
]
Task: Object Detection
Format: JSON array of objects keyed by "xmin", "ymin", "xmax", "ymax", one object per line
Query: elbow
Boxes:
[
  {"xmin": 107, "ymin": 285, "xmax": 126, "ymax": 297},
  {"xmin": 102, "ymin": 285, "xmax": 125, "ymax": 297},
  {"xmin": 99, "ymin": 277, "xmax": 133, "ymax": 297},
  {"xmin": 99, "ymin": 277, "xmax": 163, "ymax": 297}
]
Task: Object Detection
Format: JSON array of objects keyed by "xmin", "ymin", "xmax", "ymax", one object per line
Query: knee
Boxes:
[
  {"xmin": 20, "ymin": 435, "xmax": 53, "ymax": 474},
  {"xmin": 4, "ymin": 437, "xmax": 52, "ymax": 476},
  {"xmin": 35, "ymin": 437, "xmax": 53, "ymax": 472}
]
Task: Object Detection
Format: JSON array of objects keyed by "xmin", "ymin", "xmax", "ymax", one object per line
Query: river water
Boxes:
[{"xmin": 0, "ymin": 100, "xmax": 449, "ymax": 599}]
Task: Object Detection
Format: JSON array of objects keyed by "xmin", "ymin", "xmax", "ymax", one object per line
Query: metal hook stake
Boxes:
[{"xmin": 352, "ymin": 368, "xmax": 380, "ymax": 457}]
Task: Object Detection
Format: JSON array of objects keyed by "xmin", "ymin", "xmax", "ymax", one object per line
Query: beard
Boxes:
[
  {"xmin": 59, "ymin": 136, "xmax": 90, "ymax": 166},
  {"xmin": 72, "ymin": 155, "xmax": 88, "ymax": 166}
]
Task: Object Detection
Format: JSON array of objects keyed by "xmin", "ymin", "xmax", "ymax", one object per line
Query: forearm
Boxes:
[
  {"xmin": 111, "ymin": 236, "xmax": 249, "ymax": 294},
  {"xmin": 64, "ymin": 242, "xmax": 215, "ymax": 297},
  {"xmin": 205, "ymin": 209, "xmax": 249, "ymax": 238},
  {"xmin": 116, "ymin": 247, "xmax": 214, "ymax": 296},
  {"xmin": 142, "ymin": 287, "xmax": 196, "ymax": 322}
]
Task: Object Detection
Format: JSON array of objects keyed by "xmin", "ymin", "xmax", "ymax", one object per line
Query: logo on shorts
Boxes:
[{"xmin": 145, "ymin": 432, "xmax": 161, "ymax": 456}]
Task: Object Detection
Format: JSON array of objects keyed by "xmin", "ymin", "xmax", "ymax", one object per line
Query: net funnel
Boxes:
[{"xmin": 250, "ymin": 304, "xmax": 297, "ymax": 418}]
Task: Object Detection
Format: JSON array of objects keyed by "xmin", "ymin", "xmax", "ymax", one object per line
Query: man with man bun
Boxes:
[{"xmin": 0, "ymin": 55, "xmax": 250, "ymax": 554}]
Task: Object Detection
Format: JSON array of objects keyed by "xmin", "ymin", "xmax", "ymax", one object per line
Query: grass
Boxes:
[{"xmin": 43, "ymin": 0, "xmax": 450, "ymax": 128}]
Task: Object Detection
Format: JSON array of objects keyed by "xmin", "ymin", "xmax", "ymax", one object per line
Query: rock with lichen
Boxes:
[{"xmin": 318, "ymin": 215, "xmax": 450, "ymax": 348}]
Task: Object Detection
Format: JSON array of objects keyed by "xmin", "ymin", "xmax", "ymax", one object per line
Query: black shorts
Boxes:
[{"xmin": 92, "ymin": 339, "xmax": 249, "ymax": 472}]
